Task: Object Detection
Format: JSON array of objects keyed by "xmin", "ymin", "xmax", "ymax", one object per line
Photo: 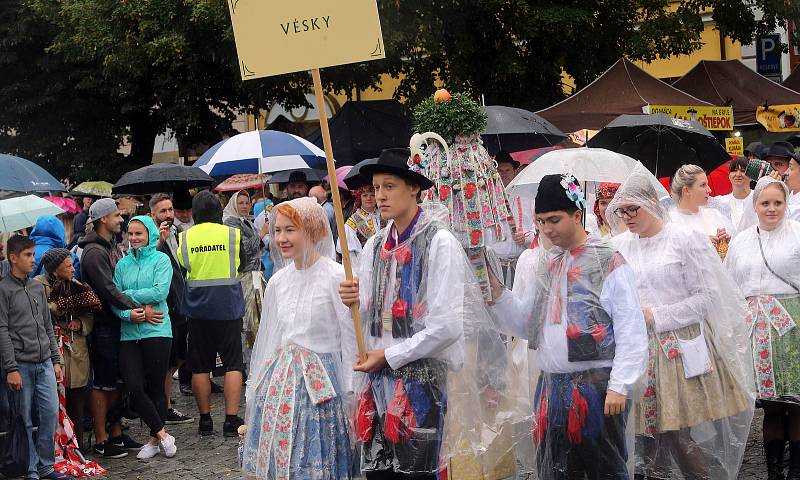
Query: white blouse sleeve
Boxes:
[
  {"xmin": 599, "ymin": 264, "xmax": 648, "ymax": 395},
  {"xmin": 384, "ymin": 231, "xmax": 465, "ymax": 369},
  {"xmin": 330, "ymin": 264, "xmax": 356, "ymax": 393},
  {"xmin": 650, "ymin": 232, "xmax": 715, "ymax": 333}
]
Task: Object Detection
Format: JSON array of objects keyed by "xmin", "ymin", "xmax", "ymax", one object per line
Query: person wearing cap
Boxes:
[
  {"xmin": 172, "ymin": 190, "xmax": 194, "ymax": 231},
  {"xmin": 36, "ymin": 248, "xmax": 98, "ymax": 453},
  {"xmin": 585, "ymin": 183, "xmax": 621, "ymax": 239},
  {"xmin": 745, "ymin": 142, "xmax": 766, "ymax": 160},
  {"xmin": 0, "ymin": 235, "xmax": 69, "ymax": 480},
  {"xmin": 177, "ymin": 190, "xmax": 247, "ymax": 437},
  {"xmin": 79, "ymin": 197, "xmax": 143, "ymax": 458},
  {"xmin": 339, "ymin": 147, "xmax": 467, "ymax": 479},
  {"xmin": 765, "ymin": 141, "xmax": 799, "ymax": 175},
  {"xmin": 486, "ymin": 174, "xmax": 648, "ymax": 479}
]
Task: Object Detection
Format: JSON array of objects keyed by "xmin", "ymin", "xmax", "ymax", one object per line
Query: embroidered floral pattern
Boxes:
[{"xmin": 748, "ymin": 296, "xmax": 797, "ymax": 399}]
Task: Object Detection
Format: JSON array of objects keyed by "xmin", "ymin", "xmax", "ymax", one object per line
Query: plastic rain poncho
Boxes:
[{"xmin": 607, "ymin": 170, "xmax": 755, "ymax": 480}]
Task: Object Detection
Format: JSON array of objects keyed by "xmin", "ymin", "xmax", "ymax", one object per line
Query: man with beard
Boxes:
[
  {"xmin": 150, "ymin": 194, "xmax": 194, "ymax": 424},
  {"xmin": 283, "ymin": 170, "xmax": 313, "ymax": 201},
  {"xmin": 79, "ymin": 198, "xmax": 143, "ymax": 458}
]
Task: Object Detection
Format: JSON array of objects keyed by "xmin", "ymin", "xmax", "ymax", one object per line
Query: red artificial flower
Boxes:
[
  {"xmin": 439, "ymin": 185, "xmax": 452, "ymax": 201},
  {"xmin": 771, "ymin": 306, "xmax": 782, "ymax": 316},
  {"xmin": 280, "ymin": 404, "xmax": 290, "ymax": 415},
  {"xmin": 756, "ymin": 321, "xmax": 768, "ymax": 330},
  {"xmin": 392, "ymin": 299, "xmax": 409, "ymax": 318},
  {"xmin": 464, "ymin": 183, "xmax": 478, "ymax": 200},
  {"xmin": 644, "ymin": 387, "xmax": 656, "ymax": 398},
  {"xmin": 394, "ymin": 245, "xmax": 412, "ymax": 265},
  {"xmin": 667, "ymin": 348, "xmax": 680, "ymax": 360},
  {"xmin": 470, "ymin": 230, "xmax": 483, "ymax": 246},
  {"xmin": 764, "ymin": 378, "xmax": 774, "ymax": 388},
  {"xmin": 412, "ymin": 303, "xmax": 427, "ymax": 320},
  {"xmin": 311, "ymin": 380, "xmax": 324, "ymax": 391},
  {"xmin": 590, "ymin": 323, "xmax": 606, "ymax": 342},
  {"xmin": 566, "ymin": 323, "xmax": 581, "ymax": 340},
  {"xmin": 759, "ymin": 349, "xmax": 770, "ymax": 359},
  {"xmin": 413, "ymin": 154, "xmax": 422, "ymax": 165},
  {"xmin": 279, "ymin": 439, "xmax": 288, "ymax": 450}
]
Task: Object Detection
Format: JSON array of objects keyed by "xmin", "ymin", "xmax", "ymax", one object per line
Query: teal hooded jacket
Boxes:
[{"xmin": 112, "ymin": 215, "xmax": 173, "ymax": 341}]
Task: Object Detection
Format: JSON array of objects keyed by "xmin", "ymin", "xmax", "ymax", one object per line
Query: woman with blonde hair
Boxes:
[{"xmin": 669, "ymin": 164, "xmax": 734, "ymax": 257}]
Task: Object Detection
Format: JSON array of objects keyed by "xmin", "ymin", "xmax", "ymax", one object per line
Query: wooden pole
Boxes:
[{"xmin": 311, "ymin": 68, "xmax": 367, "ymax": 361}]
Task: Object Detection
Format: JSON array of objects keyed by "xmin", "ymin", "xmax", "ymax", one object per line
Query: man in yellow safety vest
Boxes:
[{"xmin": 177, "ymin": 190, "xmax": 246, "ymax": 438}]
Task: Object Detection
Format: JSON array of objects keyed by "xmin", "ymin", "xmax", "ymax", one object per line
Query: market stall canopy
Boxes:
[
  {"xmin": 783, "ymin": 65, "xmax": 800, "ymax": 94},
  {"xmin": 306, "ymin": 100, "xmax": 412, "ymax": 165},
  {"xmin": 536, "ymin": 58, "xmax": 712, "ymax": 132},
  {"xmin": 672, "ymin": 59, "xmax": 800, "ymax": 126}
]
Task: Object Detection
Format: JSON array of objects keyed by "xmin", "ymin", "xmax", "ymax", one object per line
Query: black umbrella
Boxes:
[
  {"xmin": 587, "ymin": 114, "xmax": 729, "ymax": 178},
  {"xmin": 267, "ymin": 169, "xmax": 327, "ymax": 184},
  {"xmin": 342, "ymin": 158, "xmax": 379, "ymax": 190},
  {"xmin": 481, "ymin": 106, "xmax": 568, "ymax": 155},
  {"xmin": 112, "ymin": 163, "xmax": 214, "ymax": 195}
]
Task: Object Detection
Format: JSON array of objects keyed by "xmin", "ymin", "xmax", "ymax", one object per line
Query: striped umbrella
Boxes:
[{"xmin": 194, "ymin": 130, "xmax": 327, "ymax": 176}]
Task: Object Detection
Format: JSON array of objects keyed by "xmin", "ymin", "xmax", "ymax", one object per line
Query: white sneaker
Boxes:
[
  {"xmin": 160, "ymin": 433, "xmax": 177, "ymax": 458},
  {"xmin": 136, "ymin": 443, "xmax": 160, "ymax": 459}
]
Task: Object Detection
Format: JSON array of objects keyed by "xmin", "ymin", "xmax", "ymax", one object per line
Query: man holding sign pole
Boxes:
[{"xmin": 339, "ymin": 148, "xmax": 467, "ymax": 479}]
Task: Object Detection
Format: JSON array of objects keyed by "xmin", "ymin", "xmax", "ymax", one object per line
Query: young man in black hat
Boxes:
[
  {"xmin": 765, "ymin": 141, "xmax": 798, "ymax": 175},
  {"xmin": 339, "ymin": 147, "xmax": 466, "ymax": 479},
  {"xmin": 490, "ymin": 150, "xmax": 532, "ymax": 287},
  {"xmin": 487, "ymin": 174, "xmax": 648, "ymax": 480}
]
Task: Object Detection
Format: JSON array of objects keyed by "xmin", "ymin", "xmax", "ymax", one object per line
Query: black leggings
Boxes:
[{"xmin": 119, "ymin": 337, "xmax": 171, "ymax": 438}]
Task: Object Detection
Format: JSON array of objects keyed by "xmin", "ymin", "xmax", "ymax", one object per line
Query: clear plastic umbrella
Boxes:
[{"xmin": 0, "ymin": 195, "xmax": 64, "ymax": 232}]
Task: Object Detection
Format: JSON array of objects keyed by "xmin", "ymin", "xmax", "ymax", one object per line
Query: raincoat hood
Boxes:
[
  {"xmin": 30, "ymin": 215, "xmax": 66, "ymax": 248},
  {"xmin": 127, "ymin": 215, "xmax": 159, "ymax": 258}
]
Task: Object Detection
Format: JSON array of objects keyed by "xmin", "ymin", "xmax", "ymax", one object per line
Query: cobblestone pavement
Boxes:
[
  {"xmin": 87, "ymin": 384, "xmax": 769, "ymax": 480},
  {"xmin": 85, "ymin": 382, "xmax": 243, "ymax": 479}
]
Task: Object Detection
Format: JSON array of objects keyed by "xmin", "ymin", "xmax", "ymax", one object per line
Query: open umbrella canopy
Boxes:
[
  {"xmin": 343, "ymin": 157, "xmax": 379, "ymax": 190},
  {"xmin": 481, "ymin": 106, "xmax": 567, "ymax": 155},
  {"xmin": 324, "ymin": 166, "xmax": 353, "ymax": 191},
  {"xmin": 0, "ymin": 195, "xmax": 64, "ymax": 232},
  {"xmin": 508, "ymin": 148, "xmax": 639, "ymax": 188},
  {"xmin": 194, "ymin": 130, "xmax": 327, "ymax": 176},
  {"xmin": 43, "ymin": 196, "xmax": 81, "ymax": 214},
  {"xmin": 0, "ymin": 154, "xmax": 66, "ymax": 193},
  {"xmin": 267, "ymin": 169, "xmax": 326, "ymax": 184},
  {"xmin": 214, "ymin": 174, "xmax": 272, "ymax": 192},
  {"xmin": 586, "ymin": 113, "xmax": 729, "ymax": 178},
  {"xmin": 72, "ymin": 181, "xmax": 112, "ymax": 198},
  {"xmin": 113, "ymin": 163, "xmax": 214, "ymax": 195}
]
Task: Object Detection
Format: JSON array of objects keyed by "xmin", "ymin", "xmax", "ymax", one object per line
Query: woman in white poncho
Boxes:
[
  {"xmin": 607, "ymin": 169, "xmax": 754, "ymax": 479},
  {"xmin": 242, "ymin": 197, "xmax": 356, "ymax": 479},
  {"xmin": 726, "ymin": 176, "xmax": 800, "ymax": 480}
]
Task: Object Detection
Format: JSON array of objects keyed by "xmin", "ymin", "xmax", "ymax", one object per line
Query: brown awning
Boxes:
[
  {"xmin": 536, "ymin": 58, "xmax": 711, "ymax": 132},
  {"xmin": 673, "ymin": 59, "xmax": 800, "ymax": 126},
  {"xmin": 783, "ymin": 65, "xmax": 800, "ymax": 95}
]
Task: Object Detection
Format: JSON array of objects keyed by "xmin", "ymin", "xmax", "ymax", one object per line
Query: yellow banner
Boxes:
[
  {"xmin": 646, "ymin": 105, "xmax": 734, "ymax": 131},
  {"xmin": 756, "ymin": 105, "xmax": 800, "ymax": 132},
  {"xmin": 725, "ymin": 137, "xmax": 744, "ymax": 157},
  {"xmin": 227, "ymin": 0, "xmax": 385, "ymax": 80}
]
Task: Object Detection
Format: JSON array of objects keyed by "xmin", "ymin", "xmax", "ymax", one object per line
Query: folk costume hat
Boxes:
[
  {"xmin": 535, "ymin": 173, "xmax": 587, "ymax": 214},
  {"xmin": 766, "ymin": 141, "xmax": 799, "ymax": 160},
  {"xmin": 361, "ymin": 148, "xmax": 435, "ymax": 190}
]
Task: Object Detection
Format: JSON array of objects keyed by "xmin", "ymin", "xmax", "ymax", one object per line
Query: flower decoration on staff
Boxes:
[{"xmin": 560, "ymin": 174, "xmax": 587, "ymax": 210}]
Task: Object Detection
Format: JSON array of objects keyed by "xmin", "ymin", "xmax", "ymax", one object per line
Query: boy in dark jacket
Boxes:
[{"xmin": 0, "ymin": 235, "xmax": 69, "ymax": 480}]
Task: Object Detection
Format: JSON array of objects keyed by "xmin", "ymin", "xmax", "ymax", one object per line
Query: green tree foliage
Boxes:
[{"xmin": 1, "ymin": 0, "xmax": 798, "ymax": 181}]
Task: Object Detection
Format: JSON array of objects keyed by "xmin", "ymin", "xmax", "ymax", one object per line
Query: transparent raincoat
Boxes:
[
  {"xmin": 351, "ymin": 202, "xmax": 520, "ymax": 478},
  {"xmin": 488, "ymin": 213, "xmax": 649, "ymax": 479},
  {"xmin": 243, "ymin": 197, "xmax": 356, "ymax": 479},
  {"xmin": 726, "ymin": 177, "xmax": 800, "ymax": 403},
  {"xmin": 607, "ymin": 170, "xmax": 755, "ymax": 479}
]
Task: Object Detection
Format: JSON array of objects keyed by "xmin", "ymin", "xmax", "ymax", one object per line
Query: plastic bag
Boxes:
[{"xmin": 0, "ymin": 390, "xmax": 29, "ymax": 478}]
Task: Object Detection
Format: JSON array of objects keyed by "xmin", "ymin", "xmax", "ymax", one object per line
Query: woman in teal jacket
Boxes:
[{"xmin": 112, "ymin": 215, "xmax": 178, "ymax": 459}]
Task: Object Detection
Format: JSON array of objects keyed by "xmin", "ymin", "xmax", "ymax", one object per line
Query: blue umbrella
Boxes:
[
  {"xmin": 194, "ymin": 130, "xmax": 328, "ymax": 176},
  {"xmin": 0, "ymin": 154, "xmax": 66, "ymax": 193}
]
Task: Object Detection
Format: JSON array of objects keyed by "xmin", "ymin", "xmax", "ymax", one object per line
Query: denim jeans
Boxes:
[{"xmin": 12, "ymin": 361, "xmax": 59, "ymax": 479}]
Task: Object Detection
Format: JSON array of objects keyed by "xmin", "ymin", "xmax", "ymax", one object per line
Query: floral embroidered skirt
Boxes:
[
  {"xmin": 636, "ymin": 323, "xmax": 751, "ymax": 434},
  {"xmin": 761, "ymin": 296, "xmax": 800, "ymax": 400},
  {"xmin": 242, "ymin": 350, "xmax": 351, "ymax": 480}
]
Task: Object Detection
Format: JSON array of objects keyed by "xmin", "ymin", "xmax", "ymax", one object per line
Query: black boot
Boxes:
[
  {"xmin": 788, "ymin": 441, "xmax": 800, "ymax": 480},
  {"xmin": 767, "ymin": 439, "xmax": 787, "ymax": 480}
]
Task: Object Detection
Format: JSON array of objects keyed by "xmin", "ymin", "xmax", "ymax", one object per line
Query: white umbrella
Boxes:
[
  {"xmin": 507, "ymin": 147, "xmax": 669, "ymax": 200},
  {"xmin": 0, "ymin": 195, "xmax": 64, "ymax": 232}
]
